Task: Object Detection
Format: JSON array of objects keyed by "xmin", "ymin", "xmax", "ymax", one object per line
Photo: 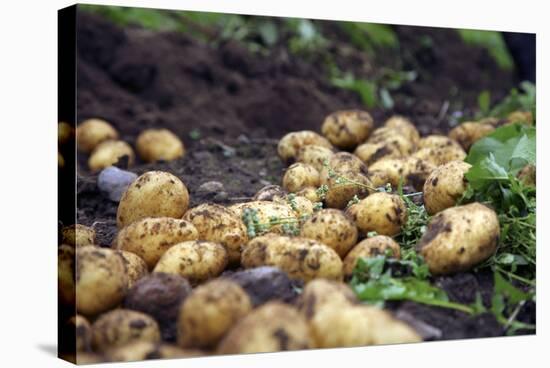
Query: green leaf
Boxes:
[
  {"xmin": 465, "ymin": 153, "xmax": 509, "ymax": 189},
  {"xmin": 478, "ymin": 90, "xmax": 491, "ymax": 114}
]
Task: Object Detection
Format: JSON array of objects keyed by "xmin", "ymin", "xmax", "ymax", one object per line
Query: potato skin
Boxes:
[
  {"xmin": 359, "ymin": 306, "xmax": 421, "ymax": 345},
  {"xmin": 277, "ymin": 130, "xmax": 333, "ymax": 163},
  {"xmin": 242, "ymin": 234, "xmax": 343, "ymax": 282},
  {"xmin": 88, "ymin": 140, "xmax": 135, "ymax": 172},
  {"xmin": 253, "ymin": 185, "xmax": 287, "ymax": 201},
  {"xmin": 116, "ymin": 171, "xmax": 189, "ymax": 229},
  {"xmin": 309, "ymin": 304, "xmax": 372, "ymax": 348},
  {"xmin": 183, "ymin": 204, "xmax": 248, "ymax": 265},
  {"xmin": 178, "ymin": 279, "xmax": 252, "ymax": 348},
  {"xmin": 58, "ymin": 245, "xmax": 76, "ymax": 306},
  {"xmin": 324, "ymin": 170, "xmax": 372, "ymax": 209},
  {"xmin": 423, "ymin": 161, "xmax": 472, "ymax": 215},
  {"xmin": 448, "ymin": 122, "xmax": 495, "ymax": 150},
  {"xmin": 296, "ymin": 186, "xmax": 320, "ymax": 203},
  {"xmin": 300, "ymin": 209, "xmax": 358, "ymax": 257},
  {"xmin": 230, "ymin": 201, "xmax": 297, "ymax": 235},
  {"xmin": 320, "ymin": 152, "xmax": 368, "ymax": 184},
  {"xmin": 115, "ymin": 217, "xmax": 199, "ymax": 269},
  {"xmin": 91, "ymin": 309, "xmax": 161, "ymax": 352},
  {"xmin": 506, "ymin": 110, "xmax": 534, "ymax": 126},
  {"xmin": 384, "ymin": 115, "xmax": 420, "ymax": 145},
  {"xmin": 418, "ymin": 135, "xmax": 462, "ymax": 150},
  {"xmin": 68, "ymin": 315, "xmax": 92, "ymax": 352},
  {"xmin": 58, "ymin": 121, "xmax": 74, "ymax": 145},
  {"xmin": 295, "ymin": 279, "xmax": 357, "ymax": 319},
  {"xmin": 153, "ymin": 241, "xmax": 228, "ymax": 284},
  {"xmin": 61, "ymin": 224, "xmax": 96, "ymax": 247},
  {"xmin": 412, "ymin": 145, "xmax": 466, "ymax": 167},
  {"xmin": 282, "ymin": 162, "xmax": 320, "ymax": 193},
  {"xmin": 136, "ymin": 128, "xmax": 185, "ymax": 163},
  {"xmin": 347, "ymin": 192, "xmax": 407, "ymax": 236},
  {"xmin": 296, "ymin": 145, "xmax": 334, "ymax": 172},
  {"xmin": 354, "ymin": 141, "xmax": 404, "ymax": 166},
  {"xmin": 76, "ymin": 118, "xmax": 118, "ymax": 153},
  {"xmin": 106, "ymin": 341, "xmax": 202, "ymax": 362},
  {"xmin": 119, "ymin": 250, "xmax": 149, "ymax": 288},
  {"xmin": 369, "ymin": 157, "xmax": 435, "ymax": 190},
  {"xmin": 343, "ymin": 236, "xmax": 401, "ymax": 277},
  {"xmin": 217, "ymin": 302, "xmax": 310, "ymax": 354},
  {"xmin": 418, "ymin": 203, "xmax": 500, "ymax": 275},
  {"xmin": 75, "ymin": 247, "xmax": 128, "ymax": 316},
  {"xmin": 275, "ymin": 195, "xmax": 314, "ymax": 218},
  {"xmin": 321, "ymin": 110, "xmax": 374, "ymax": 149}
]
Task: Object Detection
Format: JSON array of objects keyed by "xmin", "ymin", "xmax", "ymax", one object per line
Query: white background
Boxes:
[{"xmin": 0, "ymin": 0, "xmax": 547, "ymax": 367}]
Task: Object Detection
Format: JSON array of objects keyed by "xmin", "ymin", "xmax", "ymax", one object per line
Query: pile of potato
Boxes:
[{"xmin": 60, "ymin": 109, "xmax": 532, "ymax": 363}]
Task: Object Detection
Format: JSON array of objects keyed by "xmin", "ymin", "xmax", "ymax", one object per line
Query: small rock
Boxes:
[
  {"xmin": 258, "ymin": 168, "xmax": 267, "ymax": 177},
  {"xmin": 237, "ymin": 134, "xmax": 250, "ymax": 144},
  {"xmin": 197, "ymin": 181, "xmax": 224, "ymax": 194},
  {"xmin": 97, "ymin": 166, "xmax": 138, "ymax": 202}
]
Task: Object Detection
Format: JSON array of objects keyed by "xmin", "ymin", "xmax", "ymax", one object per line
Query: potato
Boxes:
[
  {"xmin": 61, "ymin": 224, "xmax": 96, "ymax": 248},
  {"xmin": 58, "ymin": 245, "xmax": 75, "ymax": 306},
  {"xmin": 229, "ymin": 201, "xmax": 297, "ymax": 235},
  {"xmin": 242, "ymin": 234, "xmax": 343, "ymax": 282},
  {"xmin": 154, "ymin": 241, "xmax": 228, "ymax": 284},
  {"xmin": 76, "ymin": 247, "xmax": 128, "ymax": 316},
  {"xmin": 367, "ymin": 128, "xmax": 415, "ymax": 154},
  {"xmin": 277, "ymin": 130, "xmax": 333, "ymax": 163},
  {"xmin": 321, "ymin": 110, "xmax": 374, "ymax": 149},
  {"xmin": 115, "ymin": 217, "xmax": 198, "ymax": 269},
  {"xmin": 423, "ymin": 160, "xmax": 472, "ymax": 215},
  {"xmin": 295, "ymin": 279, "xmax": 357, "ymax": 319},
  {"xmin": 347, "ymin": 192, "xmax": 407, "ymax": 236},
  {"xmin": 418, "ymin": 135, "xmax": 462, "ymax": 150},
  {"xmin": 320, "ymin": 152, "xmax": 368, "ymax": 184},
  {"xmin": 282, "ymin": 163, "xmax": 320, "ymax": 193},
  {"xmin": 354, "ymin": 141, "xmax": 405, "ymax": 165},
  {"xmin": 359, "ymin": 306, "xmax": 421, "ymax": 345},
  {"xmin": 325, "ymin": 171, "xmax": 373, "ymax": 209},
  {"xmin": 106, "ymin": 341, "xmax": 202, "ymax": 362},
  {"xmin": 296, "ymin": 145, "xmax": 334, "ymax": 172},
  {"xmin": 367, "ymin": 170, "xmax": 392, "ymax": 189},
  {"xmin": 183, "ymin": 204, "xmax": 248, "ymax": 264},
  {"xmin": 448, "ymin": 122, "xmax": 495, "ymax": 150},
  {"xmin": 68, "ymin": 315, "xmax": 92, "ymax": 352},
  {"xmin": 518, "ymin": 164, "xmax": 535, "ymax": 187},
  {"xmin": 119, "ymin": 250, "xmax": 148, "ymax": 288},
  {"xmin": 75, "ymin": 352, "xmax": 106, "ymax": 365},
  {"xmin": 178, "ymin": 279, "xmax": 252, "ymax": 348},
  {"xmin": 369, "ymin": 157, "xmax": 435, "ymax": 190},
  {"xmin": 116, "ymin": 171, "xmax": 189, "ymax": 229},
  {"xmin": 58, "ymin": 152, "xmax": 65, "ymax": 168},
  {"xmin": 253, "ymin": 185, "xmax": 287, "ymax": 201},
  {"xmin": 124, "ymin": 273, "xmax": 193, "ymax": 341},
  {"xmin": 217, "ymin": 302, "xmax": 310, "ymax": 354},
  {"xmin": 300, "ymin": 209, "xmax": 358, "ymax": 257},
  {"xmin": 309, "ymin": 304, "xmax": 372, "ymax": 348},
  {"xmin": 58, "ymin": 122, "xmax": 74, "ymax": 145},
  {"xmin": 274, "ymin": 194, "xmax": 314, "ymax": 219},
  {"xmin": 418, "ymin": 202, "xmax": 500, "ymax": 274},
  {"xmin": 76, "ymin": 118, "xmax": 118, "ymax": 153},
  {"xmin": 136, "ymin": 128, "xmax": 185, "ymax": 163},
  {"xmin": 296, "ymin": 186, "xmax": 320, "ymax": 203},
  {"xmin": 88, "ymin": 140, "xmax": 135, "ymax": 172},
  {"xmin": 412, "ymin": 145, "xmax": 466, "ymax": 166},
  {"xmin": 343, "ymin": 236, "xmax": 401, "ymax": 277},
  {"xmin": 506, "ymin": 110, "xmax": 534, "ymax": 126},
  {"xmin": 91, "ymin": 309, "xmax": 161, "ymax": 352},
  {"xmin": 384, "ymin": 115, "xmax": 420, "ymax": 145}
]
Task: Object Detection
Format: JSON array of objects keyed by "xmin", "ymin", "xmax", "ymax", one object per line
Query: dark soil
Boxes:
[{"xmin": 70, "ymin": 10, "xmax": 532, "ymax": 342}]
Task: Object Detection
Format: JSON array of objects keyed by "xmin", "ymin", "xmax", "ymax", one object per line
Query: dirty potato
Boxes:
[
  {"xmin": 242, "ymin": 234, "xmax": 343, "ymax": 282},
  {"xmin": 58, "ymin": 245, "xmax": 75, "ymax": 306},
  {"xmin": 343, "ymin": 236, "xmax": 401, "ymax": 277},
  {"xmin": 296, "ymin": 186, "xmax": 320, "ymax": 203},
  {"xmin": 347, "ymin": 192, "xmax": 407, "ymax": 236},
  {"xmin": 58, "ymin": 121, "xmax": 74, "ymax": 145},
  {"xmin": 136, "ymin": 128, "xmax": 185, "ymax": 163},
  {"xmin": 423, "ymin": 160, "xmax": 472, "ymax": 215},
  {"xmin": 448, "ymin": 122, "xmax": 495, "ymax": 150},
  {"xmin": 178, "ymin": 279, "xmax": 252, "ymax": 349},
  {"xmin": 320, "ymin": 152, "xmax": 369, "ymax": 184},
  {"xmin": 229, "ymin": 201, "xmax": 297, "ymax": 235},
  {"xmin": 300, "ymin": 209, "xmax": 358, "ymax": 257},
  {"xmin": 253, "ymin": 185, "xmax": 287, "ymax": 201},
  {"xmin": 418, "ymin": 203, "xmax": 500, "ymax": 275},
  {"xmin": 76, "ymin": 247, "xmax": 128, "ymax": 316},
  {"xmin": 417, "ymin": 135, "xmax": 462, "ymax": 150},
  {"xmin": 106, "ymin": 341, "xmax": 202, "ymax": 362},
  {"xmin": 275, "ymin": 194, "xmax": 315, "ymax": 218},
  {"xmin": 183, "ymin": 204, "xmax": 248, "ymax": 265},
  {"xmin": 360, "ymin": 306, "xmax": 421, "ymax": 345},
  {"xmin": 282, "ymin": 162, "xmax": 320, "ymax": 193},
  {"xmin": 277, "ymin": 130, "xmax": 333, "ymax": 163},
  {"xmin": 217, "ymin": 302, "xmax": 310, "ymax": 354},
  {"xmin": 92, "ymin": 309, "xmax": 161, "ymax": 352},
  {"xmin": 115, "ymin": 217, "xmax": 199, "ymax": 269},
  {"xmin": 384, "ymin": 115, "xmax": 420, "ymax": 145},
  {"xmin": 295, "ymin": 279, "xmax": 357, "ymax": 319},
  {"xmin": 68, "ymin": 315, "xmax": 92, "ymax": 351},
  {"xmin": 76, "ymin": 118, "xmax": 118, "ymax": 153},
  {"xmin": 61, "ymin": 224, "xmax": 95, "ymax": 248},
  {"xmin": 324, "ymin": 171, "xmax": 373, "ymax": 209},
  {"xmin": 412, "ymin": 144, "xmax": 466, "ymax": 167},
  {"xmin": 154, "ymin": 241, "xmax": 228, "ymax": 285},
  {"xmin": 321, "ymin": 110, "xmax": 374, "ymax": 149},
  {"xmin": 88, "ymin": 140, "xmax": 135, "ymax": 172},
  {"xmin": 119, "ymin": 250, "xmax": 149, "ymax": 288},
  {"xmin": 506, "ymin": 110, "xmax": 534, "ymax": 126},
  {"xmin": 296, "ymin": 145, "xmax": 334, "ymax": 172},
  {"xmin": 369, "ymin": 157, "xmax": 434, "ymax": 190},
  {"xmin": 367, "ymin": 128, "xmax": 415, "ymax": 154},
  {"xmin": 354, "ymin": 141, "xmax": 405, "ymax": 166},
  {"xmin": 116, "ymin": 171, "xmax": 189, "ymax": 229},
  {"xmin": 518, "ymin": 164, "xmax": 535, "ymax": 187}
]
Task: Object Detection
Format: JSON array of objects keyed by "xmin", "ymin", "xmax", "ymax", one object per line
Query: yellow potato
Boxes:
[
  {"xmin": 136, "ymin": 128, "xmax": 185, "ymax": 163},
  {"xmin": 58, "ymin": 245, "xmax": 75, "ymax": 306},
  {"xmin": 183, "ymin": 204, "xmax": 248, "ymax": 265},
  {"xmin": 412, "ymin": 145, "xmax": 466, "ymax": 167},
  {"xmin": 367, "ymin": 170, "xmax": 392, "ymax": 189},
  {"xmin": 347, "ymin": 192, "xmax": 407, "ymax": 236},
  {"xmin": 300, "ymin": 209, "xmax": 358, "ymax": 257},
  {"xmin": 76, "ymin": 118, "xmax": 118, "ymax": 153},
  {"xmin": 448, "ymin": 122, "xmax": 495, "ymax": 150},
  {"xmin": 277, "ymin": 130, "xmax": 333, "ymax": 162},
  {"xmin": 75, "ymin": 247, "xmax": 128, "ymax": 316},
  {"xmin": 61, "ymin": 224, "xmax": 96, "ymax": 247},
  {"xmin": 58, "ymin": 152, "xmax": 65, "ymax": 168},
  {"xmin": 367, "ymin": 127, "xmax": 415, "ymax": 154},
  {"xmin": 67, "ymin": 315, "xmax": 92, "ymax": 352},
  {"xmin": 153, "ymin": 241, "xmax": 228, "ymax": 285},
  {"xmin": 343, "ymin": 236, "xmax": 401, "ymax": 277},
  {"xmin": 321, "ymin": 109, "xmax": 374, "ymax": 149},
  {"xmin": 296, "ymin": 145, "xmax": 335, "ymax": 172},
  {"xmin": 106, "ymin": 341, "xmax": 202, "ymax": 362},
  {"xmin": 418, "ymin": 135, "xmax": 462, "ymax": 150},
  {"xmin": 506, "ymin": 110, "xmax": 534, "ymax": 126},
  {"xmin": 354, "ymin": 141, "xmax": 405, "ymax": 166},
  {"xmin": 369, "ymin": 157, "xmax": 435, "ymax": 190},
  {"xmin": 117, "ymin": 171, "xmax": 189, "ymax": 229},
  {"xmin": 217, "ymin": 302, "xmax": 310, "ymax": 354},
  {"xmin": 320, "ymin": 152, "xmax": 369, "ymax": 184},
  {"xmin": 91, "ymin": 309, "xmax": 161, "ymax": 352},
  {"xmin": 418, "ymin": 203, "xmax": 500, "ymax": 275},
  {"xmin": 252, "ymin": 185, "xmax": 287, "ymax": 201},
  {"xmin": 359, "ymin": 306, "xmax": 421, "ymax": 345},
  {"xmin": 275, "ymin": 194, "xmax": 315, "ymax": 218},
  {"xmin": 384, "ymin": 115, "xmax": 420, "ymax": 145},
  {"xmin": 119, "ymin": 250, "xmax": 148, "ymax": 288},
  {"xmin": 295, "ymin": 279, "xmax": 358, "ymax": 319},
  {"xmin": 282, "ymin": 162, "xmax": 320, "ymax": 193},
  {"xmin": 115, "ymin": 217, "xmax": 198, "ymax": 269},
  {"xmin": 518, "ymin": 164, "xmax": 535, "ymax": 187},
  {"xmin": 178, "ymin": 279, "xmax": 252, "ymax": 348},
  {"xmin": 324, "ymin": 171, "xmax": 373, "ymax": 209},
  {"xmin": 423, "ymin": 160, "xmax": 472, "ymax": 215},
  {"xmin": 229, "ymin": 201, "xmax": 297, "ymax": 235},
  {"xmin": 242, "ymin": 234, "xmax": 343, "ymax": 282},
  {"xmin": 58, "ymin": 122, "xmax": 74, "ymax": 145},
  {"xmin": 296, "ymin": 186, "xmax": 320, "ymax": 203},
  {"xmin": 88, "ymin": 140, "xmax": 135, "ymax": 172}
]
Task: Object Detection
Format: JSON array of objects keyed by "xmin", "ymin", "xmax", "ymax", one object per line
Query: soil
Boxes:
[{"xmin": 69, "ymin": 10, "xmax": 533, "ymax": 342}]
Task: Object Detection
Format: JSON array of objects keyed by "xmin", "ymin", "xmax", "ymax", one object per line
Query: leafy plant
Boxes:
[
  {"xmin": 339, "ymin": 22, "xmax": 399, "ymax": 52},
  {"xmin": 457, "ymin": 29, "xmax": 514, "ymax": 70},
  {"xmin": 489, "ymin": 81, "xmax": 536, "ymax": 119}
]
